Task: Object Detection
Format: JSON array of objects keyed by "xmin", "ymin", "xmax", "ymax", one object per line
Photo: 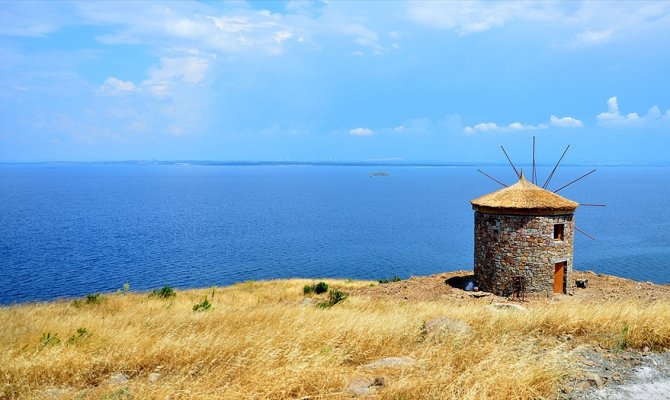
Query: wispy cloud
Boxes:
[
  {"xmin": 100, "ymin": 77, "xmax": 136, "ymax": 96},
  {"xmin": 464, "ymin": 121, "xmax": 548, "ymax": 134},
  {"xmin": 465, "ymin": 113, "xmax": 583, "ymax": 134},
  {"xmin": 572, "ymin": 29, "xmax": 613, "ymax": 46},
  {"xmin": 406, "ymin": 1, "xmax": 670, "ymax": 48},
  {"xmin": 349, "ymin": 127, "xmax": 373, "ymax": 136},
  {"xmin": 550, "ymin": 115, "xmax": 583, "ymax": 128},
  {"xmin": 406, "ymin": 1, "xmax": 556, "ymax": 35}
]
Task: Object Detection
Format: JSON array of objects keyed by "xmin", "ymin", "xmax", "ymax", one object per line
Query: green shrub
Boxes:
[
  {"xmin": 73, "ymin": 293, "xmax": 105, "ymax": 307},
  {"xmin": 149, "ymin": 286, "xmax": 176, "ymax": 299},
  {"xmin": 86, "ymin": 293, "xmax": 104, "ymax": 304},
  {"xmin": 40, "ymin": 332, "xmax": 61, "ymax": 348},
  {"xmin": 304, "ymin": 282, "xmax": 329, "ymax": 295},
  {"xmin": 329, "ymin": 289, "xmax": 347, "ymax": 304},
  {"xmin": 378, "ymin": 276, "xmax": 402, "ymax": 284},
  {"xmin": 614, "ymin": 322, "xmax": 630, "ymax": 353},
  {"xmin": 67, "ymin": 327, "xmax": 91, "ymax": 344},
  {"xmin": 193, "ymin": 298, "xmax": 212, "ymax": 312},
  {"xmin": 317, "ymin": 289, "xmax": 348, "ymax": 308},
  {"xmin": 314, "ymin": 282, "xmax": 329, "ymax": 294}
]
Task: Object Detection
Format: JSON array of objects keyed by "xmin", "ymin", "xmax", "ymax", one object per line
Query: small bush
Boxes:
[
  {"xmin": 303, "ymin": 281, "xmax": 329, "ymax": 295},
  {"xmin": 122, "ymin": 283, "xmax": 130, "ymax": 293},
  {"xmin": 73, "ymin": 293, "xmax": 105, "ymax": 307},
  {"xmin": 40, "ymin": 332, "xmax": 61, "ymax": 348},
  {"xmin": 329, "ymin": 289, "xmax": 347, "ymax": 304},
  {"xmin": 378, "ymin": 276, "xmax": 402, "ymax": 284},
  {"xmin": 314, "ymin": 282, "xmax": 329, "ymax": 294},
  {"xmin": 86, "ymin": 293, "xmax": 104, "ymax": 304},
  {"xmin": 67, "ymin": 327, "xmax": 91, "ymax": 344},
  {"xmin": 317, "ymin": 289, "xmax": 348, "ymax": 308},
  {"xmin": 149, "ymin": 286, "xmax": 176, "ymax": 299},
  {"xmin": 193, "ymin": 298, "xmax": 212, "ymax": 312},
  {"xmin": 614, "ymin": 322, "xmax": 630, "ymax": 353}
]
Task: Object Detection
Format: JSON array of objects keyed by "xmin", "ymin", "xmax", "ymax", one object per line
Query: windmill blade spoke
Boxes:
[
  {"xmin": 543, "ymin": 145, "xmax": 570, "ymax": 189},
  {"xmin": 579, "ymin": 203, "xmax": 606, "ymax": 207},
  {"xmin": 500, "ymin": 146, "xmax": 520, "ymax": 178},
  {"xmin": 477, "ymin": 169, "xmax": 508, "ymax": 187},
  {"xmin": 575, "ymin": 226, "xmax": 596, "ymax": 240},
  {"xmin": 532, "ymin": 136, "xmax": 536, "ymax": 185},
  {"xmin": 554, "ymin": 169, "xmax": 596, "ymax": 193}
]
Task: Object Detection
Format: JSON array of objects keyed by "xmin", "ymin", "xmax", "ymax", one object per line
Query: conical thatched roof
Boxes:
[{"xmin": 471, "ymin": 172, "xmax": 578, "ymax": 214}]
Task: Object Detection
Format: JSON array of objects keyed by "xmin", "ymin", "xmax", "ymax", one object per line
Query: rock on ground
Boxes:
[
  {"xmin": 109, "ymin": 373, "xmax": 128, "ymax": 384},
  {"xmin": 423, "ymin": 317, "xmax": 471, "ymax": 336},
  {"xmin": 364, "ymin": 357, "xmax": 415, "ymax": 369},
  {"xmin": 347, "ymin": 376, "xmax": 385, "ymax": 395}
]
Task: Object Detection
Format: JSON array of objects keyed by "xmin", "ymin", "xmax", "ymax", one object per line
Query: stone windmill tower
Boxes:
[
  {"xmin": 470, "ymin": 171, "xmax": 579, "ymax": 296},
  {"xmin": 469, "ymin": 138, "xmax": 602, "ymax": 297}
]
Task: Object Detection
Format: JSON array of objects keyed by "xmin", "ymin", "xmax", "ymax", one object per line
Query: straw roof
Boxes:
[{"xmin": 471, "ymin": 172, "xmax": 578, "ymax": 213}]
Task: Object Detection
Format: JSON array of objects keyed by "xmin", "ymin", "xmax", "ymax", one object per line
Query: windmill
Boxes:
[{"xmin": 470, "ymin": 137, "xmax": 604, "ymax": 298}]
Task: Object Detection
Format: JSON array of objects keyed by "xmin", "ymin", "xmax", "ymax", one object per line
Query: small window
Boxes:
[{"xmin": 554, "ymin": 224, "xmax": 565, "ymax": 241}]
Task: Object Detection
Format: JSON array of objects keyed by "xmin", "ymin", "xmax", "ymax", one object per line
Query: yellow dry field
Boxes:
[{"xmin": 1, "ymin": 279, "xmax": 669, "ymax": 399}]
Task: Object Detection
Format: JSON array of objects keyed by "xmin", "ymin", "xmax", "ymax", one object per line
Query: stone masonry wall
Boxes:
[{"xmin": 473, "ymin": 211, "xmax": 574, "ymax": 296}]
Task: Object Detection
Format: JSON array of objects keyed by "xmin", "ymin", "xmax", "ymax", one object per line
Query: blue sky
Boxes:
[{"xmin": 1, "ymin": 1, "xmax": 670, "ymax": 163}]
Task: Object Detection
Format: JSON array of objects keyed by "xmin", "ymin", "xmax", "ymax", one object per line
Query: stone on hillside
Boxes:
[
  {"xmin": 109, "ymin": 373, "xmax": 128, "ymax": 384},
  {"xmin": 148, "ymin": 372, "xmax": 161, "ymax": 383},
  {"xmin": 423, "ymin": 317, "xmax": 471, "ymax": 336},
  {"xmin": 364, "ymin": 357, "xmax": 414, "ymax": 369},
  {"xmin": 347, "ymin": 376, "xmax": 385, "ymax": 395},
  {"xmin": 576, "ymin": 279, "xmax": 588, "ymax": 288},
  {"xmin": 298, "ymin": 298, "xmax": 314, "ymax": 306}
]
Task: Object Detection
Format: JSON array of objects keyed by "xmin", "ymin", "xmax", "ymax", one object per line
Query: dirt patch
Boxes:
[{"xmin": 351, "ymin": 270, "xmax": 670, "ymax": 304}]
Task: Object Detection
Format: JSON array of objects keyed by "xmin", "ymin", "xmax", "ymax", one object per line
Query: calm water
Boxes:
[{"xmin": 1, "ymin": 164, "xmax": 669, "ymax": 304}]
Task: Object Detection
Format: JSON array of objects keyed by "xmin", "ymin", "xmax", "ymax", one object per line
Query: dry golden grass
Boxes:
[{"xmin": 1, "ymin": 279, "xmax": 669, "ymax": 399}]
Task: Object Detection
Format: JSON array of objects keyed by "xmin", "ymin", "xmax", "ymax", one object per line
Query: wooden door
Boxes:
[{"xmin": 554, "ymin": 262, "xmax": 566, "ymax": 293}]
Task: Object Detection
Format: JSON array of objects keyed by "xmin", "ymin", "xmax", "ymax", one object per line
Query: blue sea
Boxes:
[{"xmin": 1, "ymin": 163, "xmax": 669, "ymax": 304}]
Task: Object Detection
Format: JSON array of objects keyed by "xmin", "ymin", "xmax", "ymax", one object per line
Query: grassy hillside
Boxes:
[{"xmin": 1, "ymin": 276, "xmax": 670, "ymax": 399}]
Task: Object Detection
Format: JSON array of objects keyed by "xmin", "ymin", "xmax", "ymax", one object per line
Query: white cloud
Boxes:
[
  {"xmin": 550, "ymin": 115, "xmax": 583, "ymax": 128},
  {"xmin": 572, "ymin": 29, "xmax": 613, "ymax": 46},
  {"xmin": 76, "ymin": 2, "xmax": 300, "ymax": 56},
  {"xmin": 100, "ymin": 77, "xmax": 136, "ymax": 96},
  {"xmin": 406, "ymin": 1, "xmax": 670, "ymax": 48},
  {"xmin": 464, "ymin": 121, "xmax": 548, "ymax": 134},
  {"xmin": 465, "ymin": 114, "xmax": 586, "ymax": 134},
  {"xmin": 273, "ymin": 30, "xmax": 294, "ymax": 43},
  {"xmin": 596, "ymin": 96, "xmax": 667, "ymax": 126},
  {"xmin": 406, "ymin": 2, "xmax": 559, "ymax": 35},
  {"xmin": 349, "ymin": 127, "xmax": 373, "ymax": 136},
  {"xmin": 393, "ymin": 117, "xmax": 431, "ymax": 134},
  {"xmin": 141, "ymin": 56, "xmax": 210, "ymax": 98}
]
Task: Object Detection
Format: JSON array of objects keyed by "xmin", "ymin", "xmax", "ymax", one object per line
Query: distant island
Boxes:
[{"xmin": 368, "ymin": 171, "xmax": 390, "ymax": 177}]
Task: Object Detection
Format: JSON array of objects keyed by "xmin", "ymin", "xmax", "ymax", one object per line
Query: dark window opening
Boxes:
[{"xmin": 554, "ymin": 224, "xmax": 565, "ymax": 241}]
